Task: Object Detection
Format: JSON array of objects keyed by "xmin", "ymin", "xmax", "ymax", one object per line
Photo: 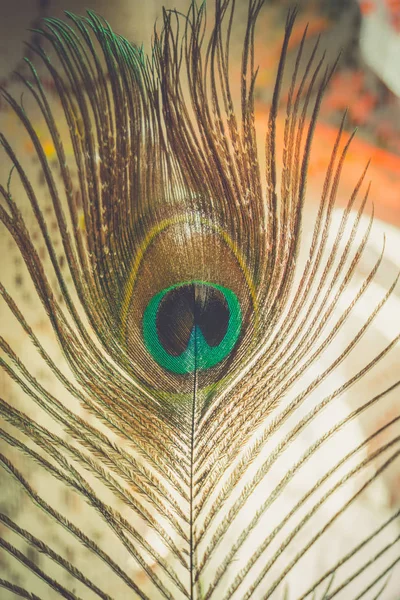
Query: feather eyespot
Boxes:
[
  {"xmin": 143, "ymin": 281, "xmax": 242, "ymax": 374},
  {"xmin": 120, "ymin": 215, "xmax": 256, "ymax": 391}
]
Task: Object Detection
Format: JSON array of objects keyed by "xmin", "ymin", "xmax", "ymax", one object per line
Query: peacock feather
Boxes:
[{"xmin": 0, "ymin": 0, "xmax": 399, "ymax": 598}]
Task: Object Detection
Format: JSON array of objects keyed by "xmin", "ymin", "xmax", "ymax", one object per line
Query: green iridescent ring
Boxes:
[{"xmin": 143, "ymin": 281, "xmax": 242, "ymax": 374}]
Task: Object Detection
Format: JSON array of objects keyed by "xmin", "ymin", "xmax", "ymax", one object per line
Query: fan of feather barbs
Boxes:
[{"xmin": 0, "ymin": 0, "xmax": 400, "ymax": 598}]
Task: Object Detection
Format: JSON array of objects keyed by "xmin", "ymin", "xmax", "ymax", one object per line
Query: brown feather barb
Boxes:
[{"xmin": 0, "ymin": 0, "xmax": 399, "ymax": 598}]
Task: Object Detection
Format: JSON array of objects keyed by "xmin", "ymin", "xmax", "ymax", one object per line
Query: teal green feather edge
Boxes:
[{"xmin": 0, "ymin": 1, "xmax": 399, "ymax": 599}]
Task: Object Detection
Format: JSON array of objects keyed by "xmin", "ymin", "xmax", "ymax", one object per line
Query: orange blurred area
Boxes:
[
  {"xmin": 251, "ymin": 3, "xmax": 400, "ymax": 229},
  {"xmin": 24, "ymin": 137, "xmax": 56, "ymax": 159},
  {"xmin": 255, "ymin": 104, "xmax": 400, "ymax": 227}
]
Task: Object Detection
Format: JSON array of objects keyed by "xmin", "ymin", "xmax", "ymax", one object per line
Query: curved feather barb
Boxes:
[{"xmin": 0, "ymin": 0, "xmax": 399, "ymax": 598}]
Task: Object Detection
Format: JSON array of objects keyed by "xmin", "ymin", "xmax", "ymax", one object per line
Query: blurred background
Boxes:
[{"xmin": 1, "ymin": 0, "xmax": 400, "ymax": 224}]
